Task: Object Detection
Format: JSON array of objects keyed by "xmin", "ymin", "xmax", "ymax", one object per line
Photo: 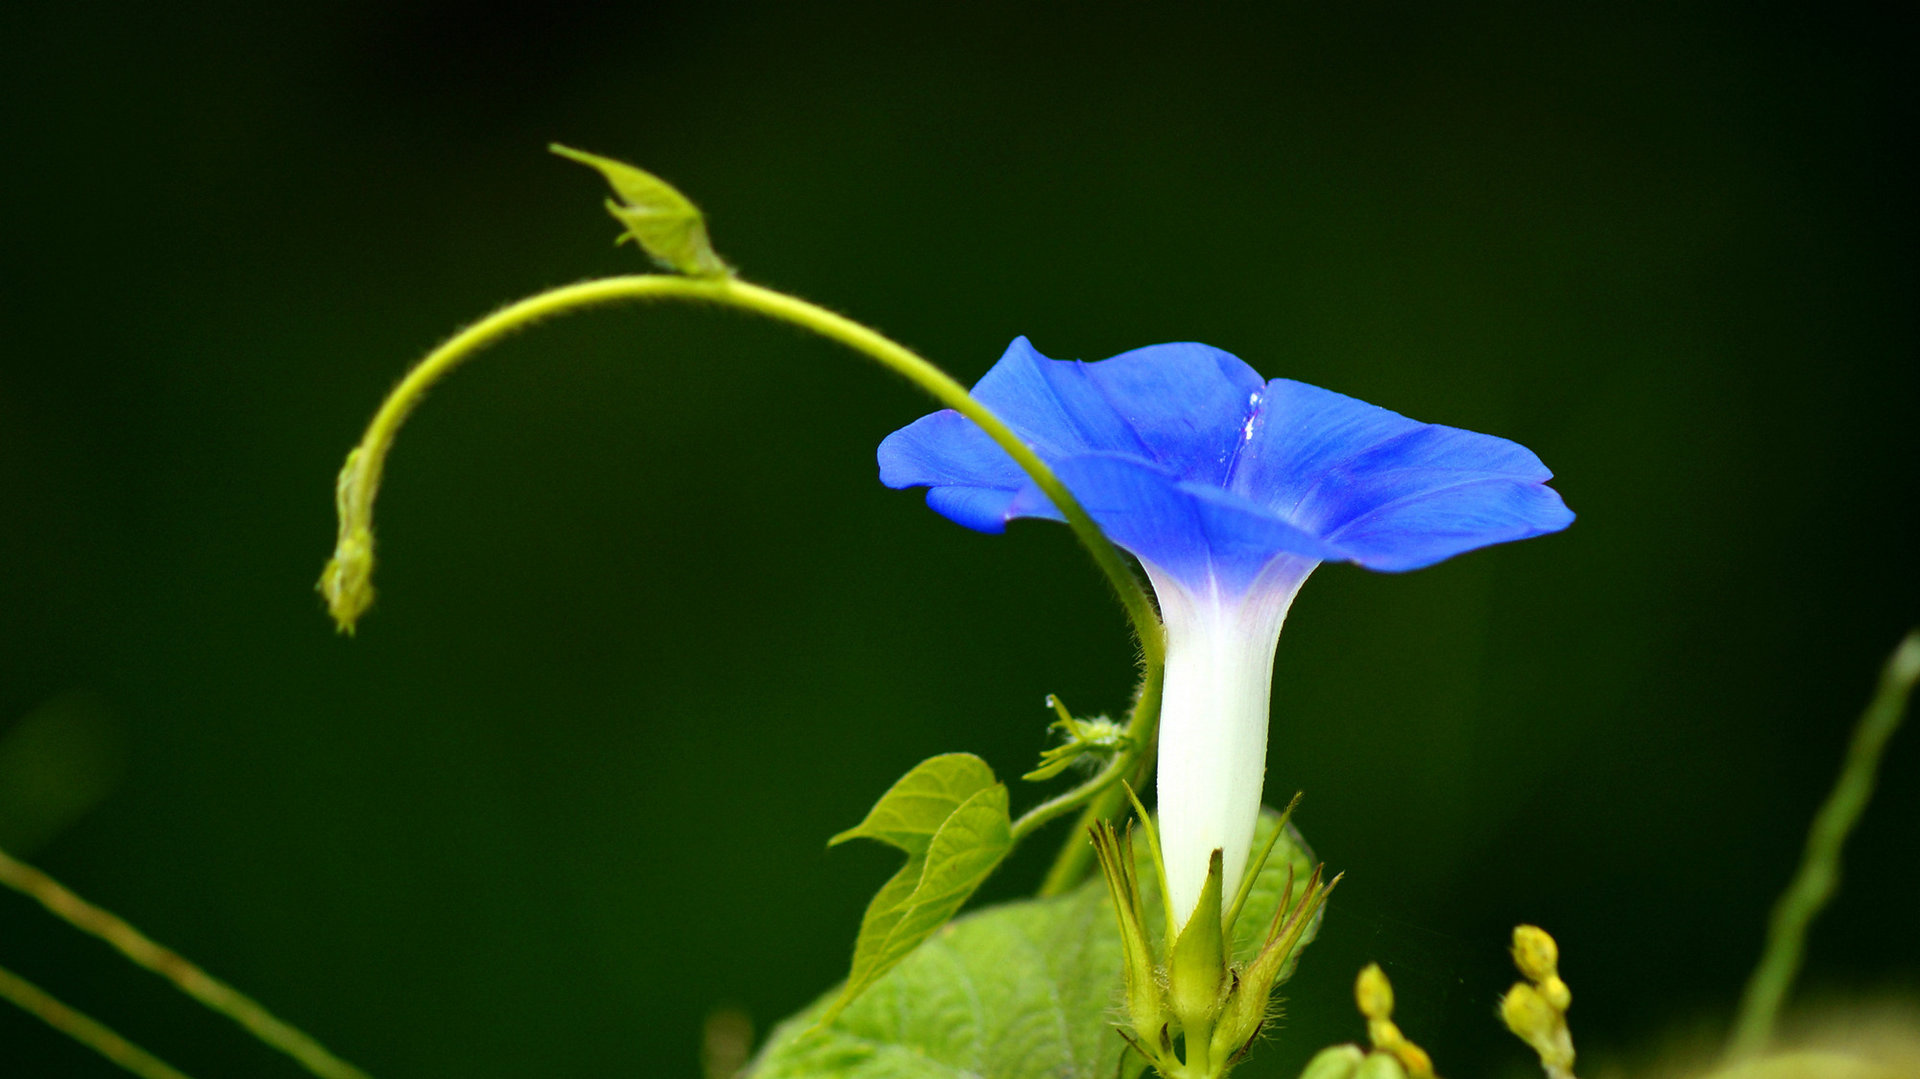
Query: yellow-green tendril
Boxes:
[
  {"xmin": 318, "ymin": 270, "xmax": 1168, "ymax": 877},
  {"xmin": 0, "ymin": 961, "xmax": 197, "ymax": 1079},
  {"xmin": 320, "ymin": 275, "xmax": 1162, "ymax": 665},
  {"xmin": 1724, "ymin": 629, "xmax": 1920, "ymax": 1061},
  {"xmin": 0, "ymin": 845, "xmax": 374, "ymax": 1079}
]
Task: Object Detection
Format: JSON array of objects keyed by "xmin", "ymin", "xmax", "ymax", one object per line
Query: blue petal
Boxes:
[
  {"xmin": 923, "ymin": 485, "xmax": 1019, "ymax": 535},
  {"xmin": 1005, "ymin": 454, "xmax": 1340, "ymax": 589},
  {"xmin": 876, "ymin": 338, "xmax": 1267, "ymax": 533},
  {"xmin": 878, "ymin": 410, "xmax": 1023, "ymax": 533},
  {"xmin": 1059, "ymin": 341, "xmax": 1266, "ymax": 484},
  {"xmin": 1228, "ymin": 380, "xmax": 1424, "ymax": 520},
  {"xmin": 1230, "ymin": 379, "xmax": 1570, "ymax": 568},
  {"xmin": 971, "ymin": 338, "xmax": 1264, "ymax": 475},
  {"xmin": 1328, "ymin": 478, "xmax": 1574, "ymax": 571}
]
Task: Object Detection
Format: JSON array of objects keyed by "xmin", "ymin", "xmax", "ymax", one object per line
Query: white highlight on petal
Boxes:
[{"xmin": 1145, "ymin": 556, "xmax": 1317, "ymax": 931}]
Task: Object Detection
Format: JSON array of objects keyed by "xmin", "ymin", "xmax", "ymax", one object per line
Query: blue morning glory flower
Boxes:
[{"xmin": 879, "ymin": 338, "xmax": 1573, "ymax": 928}]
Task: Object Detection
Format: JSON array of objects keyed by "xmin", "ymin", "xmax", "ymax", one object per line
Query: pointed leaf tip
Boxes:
[
  {"xmin": 829, "ymin": 753, "xmax": 998, "ymax": 851},
  {"xmin": 549, "ymin": 143, "xmax": 730, "ymax": 278}
]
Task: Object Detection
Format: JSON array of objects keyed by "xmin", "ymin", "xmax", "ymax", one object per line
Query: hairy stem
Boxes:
[
  {"xmin": 0, "ymin": 846, "xmax": 374, "ymax": 1079},
  {"xmin": 0, "ymin": 961, "xmax": 197, "ymax": 1079},
  {"xmin": 1724, "ymin": 629, "xmax": 1920, "ymax": 1060},
  {"xmin": 321, "ymin": 274, "xmax": 1164, "ymax": 668}
]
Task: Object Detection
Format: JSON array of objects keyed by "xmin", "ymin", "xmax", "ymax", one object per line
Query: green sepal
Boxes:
[
  {"xmin": 1089, "ymin": 822, "xmax": 1164, "ymax": 1039},
  {"xmin": 1169, "ymin": 848, "xmax": 1228, "ymax": 1029},
  {"xmin": 1212, "ymin": 863, "xmax": 1342, "ymax": 1065},
  {"xmin": 549, "ymin": 144, "xmax": 730, "ymax": 278},
  {"xmin": 1120, "ymin": 782, "xmax": 1178, "ymax": 954},
  {"xmin": 821, "ymin": 758, "xmax": 1012, "ymax": 1025}
]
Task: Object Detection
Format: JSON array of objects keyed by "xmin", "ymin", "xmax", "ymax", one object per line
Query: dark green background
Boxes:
[{"xmin": 3, "ymin": 3, "xmax": 1915, "ymax": 1076}]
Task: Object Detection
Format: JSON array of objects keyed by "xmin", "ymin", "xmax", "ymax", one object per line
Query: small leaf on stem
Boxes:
[
  {"xmin": 550, "ymin": 144, "xmax": 730, "ymax": 278},
  {"xmin": 822, "ymin": 756, "xmax": 1013, "ymax": 1024}
]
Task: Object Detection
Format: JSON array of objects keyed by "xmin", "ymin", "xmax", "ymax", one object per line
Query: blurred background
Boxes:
[{"xmin": 2, "ymin": 3, "xmax": 1915, "ymax": 1076}]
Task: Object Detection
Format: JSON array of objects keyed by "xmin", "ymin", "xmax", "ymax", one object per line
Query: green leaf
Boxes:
[
  {"xmin": 831, "ymin": 753, "xmax": 999, "ymax": 853},
  {"xmin": 822, "ymin": 783, "xmax": 1012, "ymax": 1024},
  {"xmin": 755, "ymin": 807, "xmax": 1322, "ymax": 1079},
  {"xmin": 548, "ymin": 144, "xmax": 730, "ymax": 278}
]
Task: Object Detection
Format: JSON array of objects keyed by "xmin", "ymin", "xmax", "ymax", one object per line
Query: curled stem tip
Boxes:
[
  {"xmin": 317, "ymin": 268, "xmax": 1162, "ymax": 657},
  {"xmin": 319, "ymin": 451, "xmax": 376, "ymax": 632}
]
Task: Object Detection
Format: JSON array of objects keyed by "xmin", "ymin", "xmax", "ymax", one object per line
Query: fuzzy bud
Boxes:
[{"xmin": 1511, "ymin": 925, "xmax": 1559, "ymax": 984}]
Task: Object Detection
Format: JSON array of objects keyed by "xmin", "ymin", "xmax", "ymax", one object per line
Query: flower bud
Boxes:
[
  {"xmin": 1297, "ymin": 1045, "xmax": 1366, "ymax": 1079},
  {"xmin": 1500, "ymin": 926, "xmax": 1576, "ymax": 1074},
  {"xmin": 1499, "ymin": 983, "xmax": 1557, "ymax": 1052},
  {"xmin": 1352, "ymin": 964, "xmax": 1438, "ymax": 1079},
  {"xmin": 1538, "ymin": 974, "xmax": 1571, "ymax": 1013},
  {"xmin": 1511, "ymin": 925, "xmax": 1559, "ymax": 984},
  {"xmin": 1354, "ymin": 1051, "xmax": 1411, "ymax": 1079},
  {"xmin": 1355, "ymin": 963, "xmax": 1394, "ymax": 1020}
]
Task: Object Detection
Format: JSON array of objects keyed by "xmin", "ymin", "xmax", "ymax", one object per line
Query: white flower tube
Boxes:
[{"xmin": 1146, "ymin": 556, "xmax": 1316, "ymax": 930}]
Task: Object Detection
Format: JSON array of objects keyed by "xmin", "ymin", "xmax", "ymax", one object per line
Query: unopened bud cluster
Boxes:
[
  {"xmin": 1500, "ymin": 925, "xmax": 1577, "ymax": 1079},
  {"xmin": 1293, "ymin": 964, "xmax": 1439, "ymax": 1079}
]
